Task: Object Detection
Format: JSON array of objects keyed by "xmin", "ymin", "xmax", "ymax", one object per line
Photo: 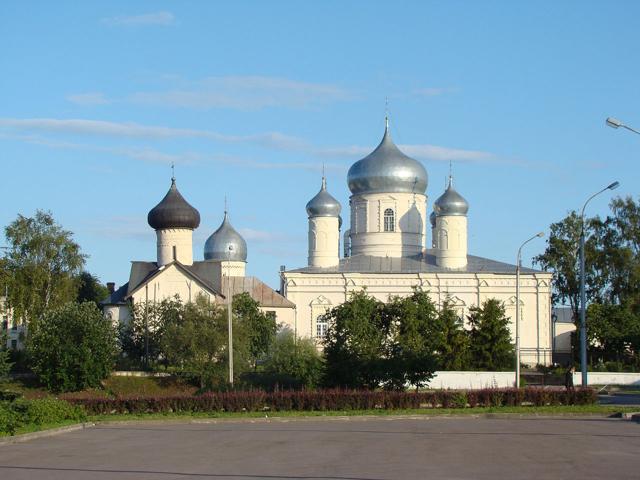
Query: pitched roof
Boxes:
[
  {"xmin": 286, "ymin": 251, "xmax": 543, "ymax": 275},
  {"xmin": 220, "ymin": 276, "xmax": 295, "ymax": 308},
  {"xmin": 100, "ymin": 282, "xmax": 129, "ymax": 306}
]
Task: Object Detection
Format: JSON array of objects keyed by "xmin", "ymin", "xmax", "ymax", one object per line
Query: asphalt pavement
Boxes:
[{"xmin": 1, "ymin": 416, "xmax": 639, "ymax": 479}]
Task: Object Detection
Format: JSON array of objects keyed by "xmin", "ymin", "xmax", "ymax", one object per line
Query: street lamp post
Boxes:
[
  {"xmin": 515, "ymin": 232, "xmax": 545, "ymax": 388},
  {"xmin": 227, "ymin": 245, "xmax": 234, "ymax": 387},
  {"xmin": 606, "ymin": 117, "xmax": 640, "ymax": 136},
  {"xmin": 579, "ymin": 181, "xmax": 620, "ymax": 387}
]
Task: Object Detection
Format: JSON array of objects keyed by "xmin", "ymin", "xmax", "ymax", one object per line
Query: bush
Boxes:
[
  {"xmin": 26, "ymin": 301, "xmax": 118, "ymax": 392},
  {"xmin": 0, "ymin": 398, "xmax": 86, "ymax": 435}
]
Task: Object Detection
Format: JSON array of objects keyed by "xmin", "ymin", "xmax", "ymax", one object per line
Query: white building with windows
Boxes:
[
  {"xmin": 280, "ymin": 120, "xmax": 556, "ymax": 366},
  {"xmin": 102, "ymin": 176, "xmax": 295, "ymax": 326}
]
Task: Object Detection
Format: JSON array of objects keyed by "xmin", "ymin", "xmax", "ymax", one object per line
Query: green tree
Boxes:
[
  {"xmin": 323, "ymin": 290, "xmax": 387, "ymax": 389},
  {"xmin": 263, "ymin": 329, "xmax": 324, "ymax": 389},
  {"xmin": 233, "ymin": 292, "xmax": 277, "ymax": 370},
  {"xmin": 383, "ymin": 289, "xmax": 438, "ymax": 390},
  {"xmin": 26, "ymin": 302, "xmax": 117, "ymax": 392},
  {"xmin": 467, "ymin": 299, "xmax": 514, "ymax": 371},
  {"xmin": 438, "ymin": 299, "xmax": 470, "ymax": 370},
  {"xmin": 0, "ymin": 333, "xmax": 12, "ymax": 381},
  {"xmin": 1, "ymin": 211, "xmax": 86, "ymax": 323},
  {"xmin": 159, "ymin": 297, "xmax": 229, "ymax": 389},
  {"xmin": 587, "ymin": 303, "xmax": 640, "ymax": 367},
  {"xmin": 76, "ymin": 271, "xmax": 108, "ymax": 307}
]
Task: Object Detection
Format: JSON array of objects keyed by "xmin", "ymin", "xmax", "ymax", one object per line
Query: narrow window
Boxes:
[
  {"xmin": 172, "ymin": 245, "xmax": 177, "ymax": 261},
  {"xmin": 383, "ymin": 208, "xmax": 395, "ymax": 232},
  {"xmin": 316, "ymin": 315, "xmax": 328, "ymax": 338}
]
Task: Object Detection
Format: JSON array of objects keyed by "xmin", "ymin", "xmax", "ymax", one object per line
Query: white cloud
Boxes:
[
  {"xmin": 129, "ymin": 75, "xmax": 352, "ymax": 110},
  {"xmin": 66, "ymin": 92, "xmax": 110, "ymax": 106},
  {"xmin": 101, "ymin": 11, "xmax": 175, "ymax": 27}
]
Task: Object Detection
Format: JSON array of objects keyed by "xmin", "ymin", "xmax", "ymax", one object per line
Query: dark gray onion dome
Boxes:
[
  {"xmin": 434, "ymin": 178, "xmax": 469, "ymax": 216},
  {"xmin": 429, "ymin": 210, "xmax": 437, "ymax": 228},
  {"xmin": 204, "ymin": 212, "xmax": 248, "ymax": 262},
  {"xmin": 306, "ymin": 177, "xmax": 342, "ymax": 217},
  {"xmin": 347, "ymin": 122, "xmax": 428, "ymax": 195},
  {"xmin": 148, "ymin": 178, "xmax": 201, "ymax": 230}
]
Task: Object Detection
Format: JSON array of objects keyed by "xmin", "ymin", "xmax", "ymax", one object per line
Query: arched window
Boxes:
[
  {"xmin": 316, "ymin": 315, "xmax": 328, "ymax": 338},
  {"xmin": 383, "ymin": 208, "xmax": 395, "ymax": 232}
]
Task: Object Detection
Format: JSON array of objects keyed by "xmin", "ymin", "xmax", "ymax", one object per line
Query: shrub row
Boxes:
[
  {"xmin": 0, "ymin": 398, "xmax": 87, "ymax": 436},
  {"xmin": 65, "ymin": 387, "xmax": 597, "ymax": 416}
]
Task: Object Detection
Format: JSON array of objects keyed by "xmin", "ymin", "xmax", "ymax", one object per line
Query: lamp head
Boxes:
[
  {"xmin": 606, "ymin": 117, "xmax": 623, "ymax": 129},
  {"xmin": 536, "ymin": 232, "xmax": 545, "ymax": 238},
  {"xmin": 607, "ymin": 181, "xmax": 620, "ymax": 191}
]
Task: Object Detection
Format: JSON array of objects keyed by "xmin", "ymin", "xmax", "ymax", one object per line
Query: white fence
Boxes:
[
  {"xmin": 427, "ymin": 371, "xmax": 515, "ymax": 389},
  {"xmin": 573, "ymin": 372, "xmax": 640, "ymax": 386}
]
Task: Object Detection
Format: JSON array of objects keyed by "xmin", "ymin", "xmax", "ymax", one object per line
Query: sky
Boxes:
[{"xmin": 1, "ymin": 1, "xmax": 638, "ymax": 290}]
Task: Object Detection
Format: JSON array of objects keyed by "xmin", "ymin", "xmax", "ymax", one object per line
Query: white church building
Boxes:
[{"xmin": 280, "ymin": 121, "xmax": 555, "ymax": 366}]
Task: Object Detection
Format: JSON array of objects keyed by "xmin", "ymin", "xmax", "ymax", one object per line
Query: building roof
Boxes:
[
  {"xmin": 434, "ymin": 177, "xmax": 469, "ymax": 216},
  {"xmin": 100, "ymin": 283, "xmax": 129, "ymax": 306},
  {"xmin": 147, "ymin": 178, "xmax": 201, "ymax": 230},
  {"xmin": 220, "ymin": 276, "xmax": 295, "ymax": 308},
  {"xmin": 286, "ymin": 251, "xmax": 543, "ymax": 275},
  {"xmin": 552, "ymin": 306, "xmax": 575, "ymax": 323},
  {"xmin": 204, "ymin": 212, "xmax": 248, "ymax": 262},
  {"xmin": 347, "ymin": 121, "xmax": 428, "ymax": 195},
  {"xmin": 306, "ymin": 177, "xmax": 341, "ymax": 218}
]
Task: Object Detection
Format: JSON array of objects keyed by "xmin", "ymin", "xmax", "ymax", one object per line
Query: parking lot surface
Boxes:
[{"xmin": 0, "ymin": 416, "xmax": 639, "ymax": 479}]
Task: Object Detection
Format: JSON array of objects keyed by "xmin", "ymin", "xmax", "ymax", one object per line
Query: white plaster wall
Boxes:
[
  {"xmin": 554, "ymin": 323, "xmax": 575, "ymax": 354},
  {"xmin": 104, "ymin": 305, "xmax": 132, "ymax": 326},
  {"xmin": 281, "ymin": 271, "xmax": 554, "ymax": 365},
  {"xmin": 435, "ymin": 215, "xmax": 467, "ymax": 269},
  {"xmin": 156, "ymin": 228, "xmax": 193, "ymax": 266},
  {"xmin": 573, "ymin": 372, "xmax": 640, "ymax": 386},
  {"xmin": 428, "ymin": 371, "xmax": 516, "ymax": 389},
  {"xmin": 130, "ymin": 264, "xmax": 214, "ymax": 305},
  {"xmin": 308, "ymin": 216, "xmax": 340, "ymax": 267},
  {"xmin": 349, "ymin": 192, "xmax": 427, "ymax": 258},
  {"xmin": 259, "ymin": 306, "xmax": 295, "ymax": 332},
  {"xmin": 210, "ymin": 261, "xmax": 247, "ymax": 291}
]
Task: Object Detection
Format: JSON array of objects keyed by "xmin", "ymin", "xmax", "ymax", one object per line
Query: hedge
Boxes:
[
  {"xmin": 64, "ymin": 388, "xmax": 597, "ymax": 416},
  {"xmin": 0, "ymin": 398, "xmax": 87, "ymax": 436}
]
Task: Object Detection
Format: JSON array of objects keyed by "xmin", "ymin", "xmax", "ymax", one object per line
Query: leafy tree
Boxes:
[
  {"xmin": 383, "ymin": 289, "xmax": 438, "ymax": 390},
  {"xmin": 1, "ymin": 210, "xmax": 86, "ymax": 323},
  {"xmin": 323, "ymin": 290, "xmax": 388, "ymax": 389},
  {"xmin": 587, "ymin": 303, "xmax": 640, "ymax": 367},
  {"xmin": 76, "ymin": 271, "xmax": 108, "ymax": 307},
  {"xmin": 0, "ymin": 333, "xmax": 12, "ymax": 381},
  {"xmin": 26, "ymin": 302, "xmax": 117, "ymax": 392},
  {"xmin": 438, "ymin": 299, "xmax": 470, "ymax": 370},
  {"xmin": 467, "ymin": 299, "xmax": 514, "ymax": 371},
  {"xmin": 262, "ymin": 329, "xmax": 324, "ymax": 389},
  {"xmin": 159, "ymin": 297, "xmax": 230, "ymax": 389},
  {"xmin": 233, "ymin": 292, "xmax": 277, "ymax": 370}
]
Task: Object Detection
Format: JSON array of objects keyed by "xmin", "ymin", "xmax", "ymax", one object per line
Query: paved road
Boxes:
[{"xmin": 0, "ymin": 416, "xmax": 639, "ymax": 479}]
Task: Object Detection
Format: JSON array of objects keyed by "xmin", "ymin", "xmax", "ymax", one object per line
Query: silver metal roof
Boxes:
[
  {"xmin": 434, "ymin": 178, "xmax": 469, "ymax": 216},
  {"xmin": 147, "ymin": 178, "xmax": 201, "ymax": 230},
  {"xmin": 287, "ymin": 251, "xmax": 542, "ymax": 274},
  {"xmin": 306, "ymin": 177, "xmax": 342, "ymax": 218},
  {"xmin": 347, "ymin": 122, "xmax": 428, "ymax": 195},
  {"xmin": 429, "ymin": 210, "xmax": 437, "ymax": 227},
  {"xmin": 204, "ymin": 212, "xmax": 248, "ymax": 262}
]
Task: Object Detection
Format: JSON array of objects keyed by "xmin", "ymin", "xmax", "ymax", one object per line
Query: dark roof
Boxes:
[
  {"xmin": 553, "ymin": 306, "xmax": 575, "ymax": 323},
  {"xmin": 286, "ymin": 251, "xmax": 543, "ymax": 274},
  {"xmin": 100, "ymin": 283, "xmax": 129, "ymax": 306},
  {"xmin": 148, "ymin": 178, "xmax": 201, "ymax": 230},
  {"xmin": 220, "ymin": 276, "xmax": 295, "ymax": 308},
  {"xmin": 125, "ymin": 261, "xmax": 224, "ymax": 299}
]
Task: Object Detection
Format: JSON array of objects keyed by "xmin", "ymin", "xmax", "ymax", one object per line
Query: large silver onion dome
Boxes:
[
  {"xmin": 434, "ymin": 178, "xmax": 469, "ymax": 216},
  {"xmin": 148, "ymin": 178, "xmax": 201, "ymax": 230},
  {"xmin": 347, "ymin": 122, "xmax": 428, "ymax": 195},
  {"xmin": 204, "ymin": 212, "xmax": 248, "ymax": 262},
  {"xmin": 306, "ymin": 177, "xmax": 342, "ymax": 217}
]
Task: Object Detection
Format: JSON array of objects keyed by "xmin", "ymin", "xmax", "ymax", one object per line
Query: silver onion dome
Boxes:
[
  {"xmin": 204, "ymin": 212, "xmax": 248, "ymax": 262},
  {"xmin": 434, "ymin": 178, "xmax": 469, "ymax": 216},
  {"xmin": 347, "ymin": 121, "xmax": 428, "ymax": 195},
  {"xmin": 306, "ymin": 177, "xmax": 342, "ymax": 217},
  {"xmin": 148, "ymin": 178, "xmax": 201, "ymax": 230}
]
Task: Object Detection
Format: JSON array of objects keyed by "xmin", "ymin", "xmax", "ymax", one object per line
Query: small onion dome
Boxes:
[
  {"xmin": 429, "ymin": 210, "xmax": 437, "ymax": 228},
  {"xmin": 148, "ymin": 178, "xmax": 201, "ymax": 230},
  {"xmin": 306, "ymin": 177, "xmax": 342, "ymax": 218},
  {"xmin": 434, "ymin": 178, "xmax": 469, "ymax": 216},
  {"xmin": 347, "ymin": 121, "xmax": 428, "ymax": 195},
  {"xmin": 204, "ymin": 212, "xmax": 248, "ymax": 262}
]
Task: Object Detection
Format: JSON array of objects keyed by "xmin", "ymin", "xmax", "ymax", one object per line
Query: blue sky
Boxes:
[{"xmin": 1, "ymin": 1, "xmax": 638, "ymax": 289}]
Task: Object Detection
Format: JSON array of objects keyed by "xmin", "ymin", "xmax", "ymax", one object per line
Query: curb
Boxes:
[{"xmin": 0, "ymin": 423, "xmax": 95, "ymax": 446}]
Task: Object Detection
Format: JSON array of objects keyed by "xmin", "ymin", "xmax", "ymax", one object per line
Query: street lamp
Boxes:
[
  {"xmin": 515, "ymin": 232, "xmax": 544, "ymax": 388},
  {"xmin": 579, "ymin": 181, "xmax": 620, "ymax": 387},
  {"xmin": 227, "ymin": 245, "xmax": 234, "ymax": 387},
  {"xmin": 606, "ymin": 117, "xmax": 640, "ymax": 136}
]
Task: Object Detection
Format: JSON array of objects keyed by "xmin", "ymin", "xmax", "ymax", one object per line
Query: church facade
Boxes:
[{"xmin": 280, "ymin": 121, "xmax": 555, "ymax": 366}]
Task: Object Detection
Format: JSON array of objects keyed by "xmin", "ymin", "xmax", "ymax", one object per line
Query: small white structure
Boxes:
[
  {"xmin": 281, "ymin": 119, "xmax": 558, "ymax": 366},
  {"xmin": 102, "ymin": 176, "xmax": 295, "ymax": 326}
]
